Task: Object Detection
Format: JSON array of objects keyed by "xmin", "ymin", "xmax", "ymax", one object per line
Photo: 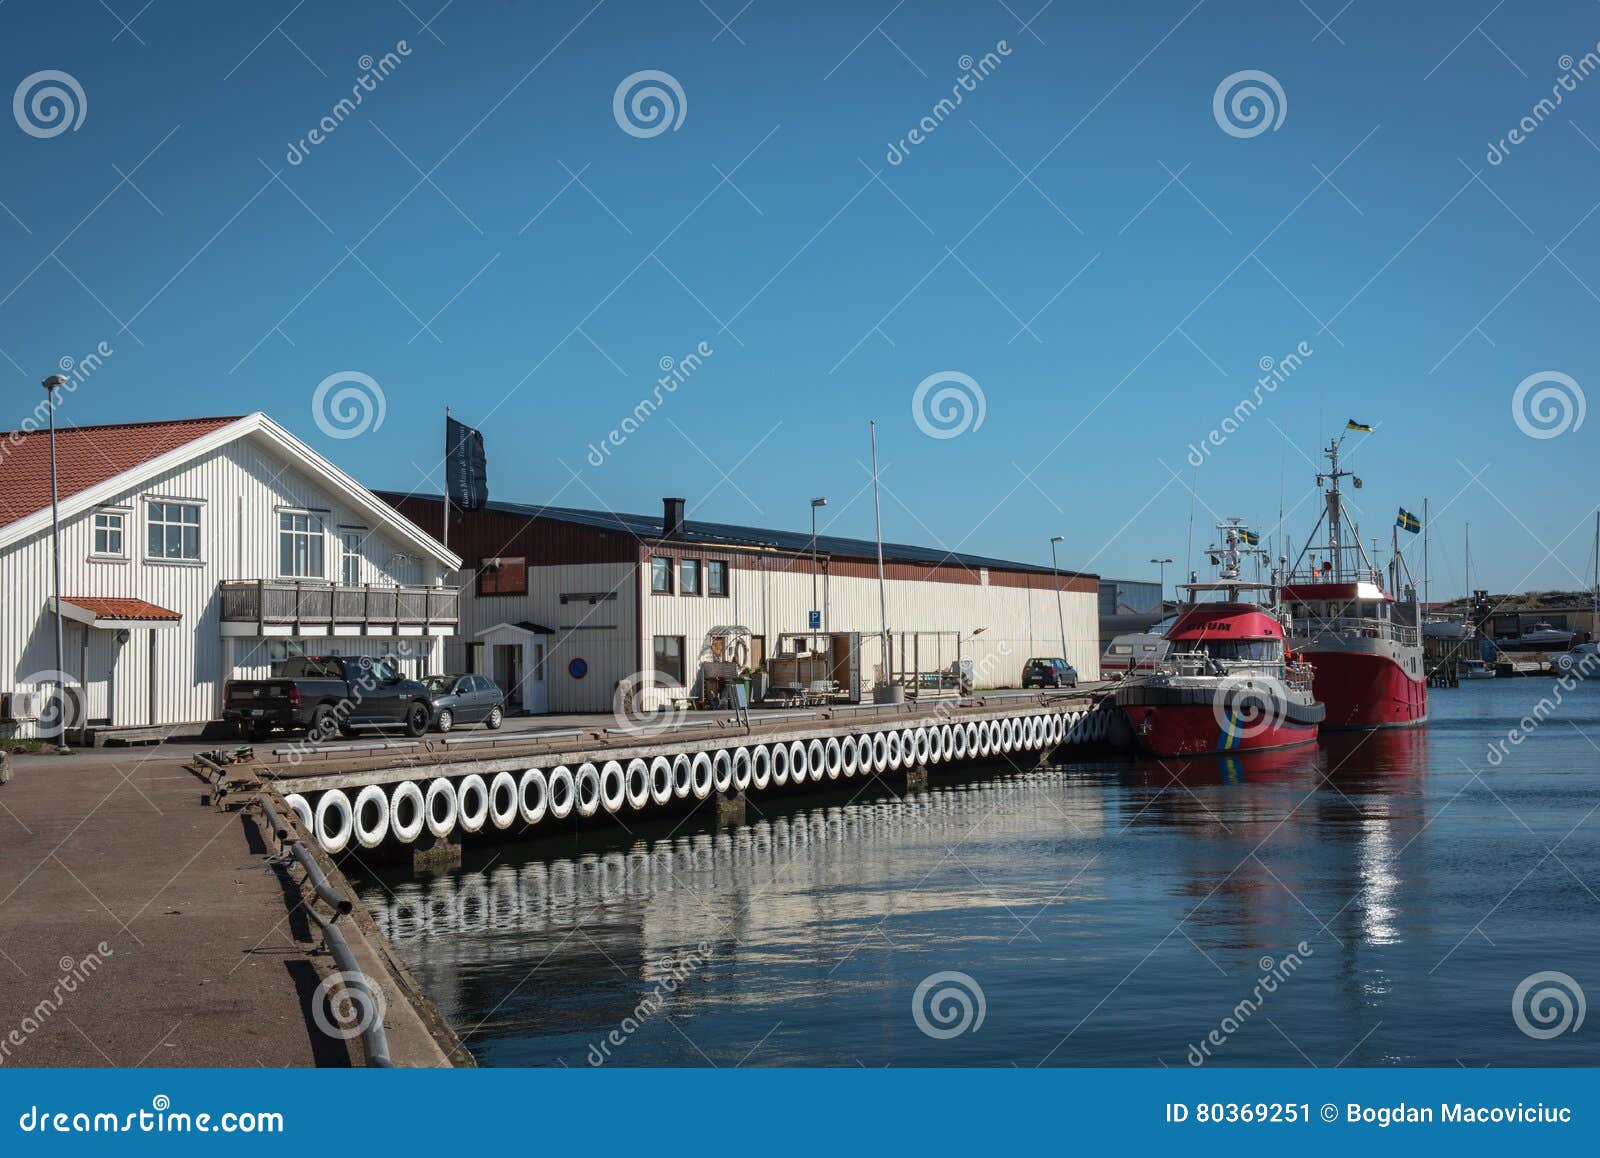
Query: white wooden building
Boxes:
[
  {"xmin": 382, "ymin": 493, "xmax": 1100, "ymax": 716},
  {"xmin": 0, "ymin": 413, "xmax": 460, "ymax": 740}
]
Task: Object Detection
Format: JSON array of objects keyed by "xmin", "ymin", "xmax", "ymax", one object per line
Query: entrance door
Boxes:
[
  {"xmin": 493, "ymin": 644, "xmax": 523, "ymax": 709},
  {"xmin": 524, "ymin": 641, "xmax": 548, "ymax": 714}
]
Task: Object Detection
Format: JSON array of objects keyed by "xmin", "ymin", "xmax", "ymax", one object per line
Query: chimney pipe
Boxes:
[{"xmin": 663, "ymin": 497, "xmax": 685, "ymax": 538}]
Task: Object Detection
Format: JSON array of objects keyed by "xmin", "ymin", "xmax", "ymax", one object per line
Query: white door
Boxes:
[{"xmin": 523, "ymin": 640, "xmax": 549, "ymax": 713}]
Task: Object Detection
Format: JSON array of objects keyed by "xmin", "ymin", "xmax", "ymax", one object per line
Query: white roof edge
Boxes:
[{"xmin": 0, "ymin": 412, "xmax": 462, "ymax": 570}]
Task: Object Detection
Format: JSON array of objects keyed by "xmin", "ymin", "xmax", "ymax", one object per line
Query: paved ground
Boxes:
[{"xmin": 0, "ymin": 750, "xmax": 347, "ymax": 1067}]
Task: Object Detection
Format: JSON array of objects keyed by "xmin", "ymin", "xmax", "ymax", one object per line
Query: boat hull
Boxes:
[
  {"xmin": 1116, "ymin": 683, "xmax": 1323, "ymax": 758},
  {"xmin": 1301, "ymin": 647, "xmax": 1428, "ymax": 729}
]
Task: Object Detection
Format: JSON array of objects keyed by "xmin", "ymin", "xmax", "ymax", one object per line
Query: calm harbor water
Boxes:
[{"xmin": 357, "ymin": 681, "xmax": 1600, "ymax": 1067}]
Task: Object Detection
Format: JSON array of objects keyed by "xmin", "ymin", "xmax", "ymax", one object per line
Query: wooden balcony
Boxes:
[{"xmin": 219, "ymin": 580, "xmax": 460, "ymax": 638}]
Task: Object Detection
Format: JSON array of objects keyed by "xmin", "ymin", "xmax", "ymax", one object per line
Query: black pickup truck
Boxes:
[{"xmin": 223, "ymin": 655, "xmax": 435, "ymax": 741}]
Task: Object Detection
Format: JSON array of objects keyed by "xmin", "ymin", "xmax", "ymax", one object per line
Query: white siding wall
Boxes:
[{"xmin": 2, "ymin": 435, "xmax": 444, "ymax": 735}]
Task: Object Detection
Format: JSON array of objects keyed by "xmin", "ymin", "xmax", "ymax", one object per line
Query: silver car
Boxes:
[{"xmin": 422, "ymin": 674, "xmax": 506, "ymax": 732}]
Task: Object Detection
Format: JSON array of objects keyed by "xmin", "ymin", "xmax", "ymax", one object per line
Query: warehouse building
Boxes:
[{"xmin": 380, "ymin": 493, "xmax": 1099, "ymax": 715}]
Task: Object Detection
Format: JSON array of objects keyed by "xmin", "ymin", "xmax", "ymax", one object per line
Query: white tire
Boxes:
[
  {"xmin": 458, "ymin": 773, "xmax": 490, "ymax": 833},
  {"xmin": 771, "ymin": 743, "xmax": 790, "ymax": 787},
  {"xmin": 284, "ymin": 792, "xmax": 314, "ymax": 835},
  {"xmin": 914, "ymin": 727, "xmax": 931, "ymax": 765},
  {"xmin": 824, "ymin": 736, "xmax": 843, "ymax": 779},
  {"xmin": 840, "ymin": 735, "xmax": 860, "ymax": 777},
  {"xmin": 389, "ymin": 781, "xmax": 425, "ymax": 843},
  {"xmin": 928, "ymin": 725, "xmax": 945, "ymax": 765},
  {"xmin": 950, "ymin": 724, "xmax": 968, "ymax": 761},
  {"xmin": 712, "ymin": 749, "xmax": 734, "ymax": 793},
  {"xmin": 649, "ymin": 756, "xmax": 674, "ymax": 805},
  {"xmin": 672, "ymin": 753, "xmax": 693, "ymax": 799},
  {"xmin": 872, "ymin": 732, "xmax": 890, "ymax": 773},
  {"xmin": 751, "ymin": 745, "xmax": 772, "ymax": 790},
  {"xmin": 807, "ymin": 738, "xmax": 826, "ymax": 782},
  {"xmin": 547, "ymin": 765, "xmax": 576, "ymax": 820},
  {"xmin": 574, "ymin": 763, "xmax": 601, "ymax": 818},
  {"xmin": 425, "ymin": 778, "xmax": 458, "ymax": 837},
  {"xmin": 733, "ymin": 747, "xmax": 753, "ymax": 791},
  {"xmin": 885, "ymin": 730, "xmax": 902, "ymax": 771},
  {"xmin": 965, "ymin": 721, "xmax": 981, "ymax": 757},
  {"xmin": 488, "ymin": 771, "xmax": 520, "ymax": 830},
  {"xmin": 518, "ymin": 768, "xmax": 549, "ymax": 825},
  {"xmin": 690, "ymin": 752, "xmax": 714, "ymax": 800},
  {"xmin": 315, "ymin": 790, "xmax": 354, "ymax": 854},
  {"xmin": 626, "ymin": 759, "xmax": 652, "ymax": 809},
  {"xmin": 353, "ymin": 784, "xmax": 390, "ymax": 850},
  {"xmin": 600, "ymin": 760, "xmax": 627, "ymax": 814},
  {"xmin": 789, "ymin": 740, "xmax": 810, "ymax": 784}
]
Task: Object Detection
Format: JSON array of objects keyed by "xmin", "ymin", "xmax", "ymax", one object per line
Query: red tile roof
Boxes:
[
  {"xmin": 0, "ymin": 416, "xmax": 244, "ymax": 529},
  {"xmin": 62, "ymin": 597, "xmax": 181, "ymax": 622}
]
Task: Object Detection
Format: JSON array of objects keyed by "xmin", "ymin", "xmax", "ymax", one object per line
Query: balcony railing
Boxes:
[{"xmin": 220, "ymin": 580, "xmax": 459, "ymax": 632}]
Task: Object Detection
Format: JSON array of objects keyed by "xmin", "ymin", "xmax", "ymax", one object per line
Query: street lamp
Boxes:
[
  {"xmin": 1049, "ymin": 535, "xmax": 1067, "ymax": 659},
  {"xmin": 1150, "ymin": 557, "xmax": 1173, "ymax": 609},
  {"xmin": 810, "ymin": 497, "xmax": 827, "ymax": 639},
  {"xmin": 42, "ymin": 374, "xmax": 71, "ymax": 752}
]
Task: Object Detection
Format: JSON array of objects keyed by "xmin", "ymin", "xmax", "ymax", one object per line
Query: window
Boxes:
[
  {"xmin": 707, "ymin": 559, "xmax": 728, "ymax": 597},
  {"xmin": 680, "ymin": 558, "xmax": 701, "ymax": 596},
  {"xmin": 278, "ymin": 512, "xmax": 324, "ymax": 578},
  {"xmin": 653, "ymin": 635, "xmax": 685, "ymax": 684},
  {"xmin": 147, "ymin": 501, "xmax": 201, "ymax": 561},
  {"xmin": 651, "ymin": 555, "xmax": 673, "ymax": 594},
  {"xmin": 478, "ymin": 555, "xmax": 528, "ymax": 596},
  {"xmin": 92, "ymin": 511, "xmax": 125, "ymax": 557},
  {"xmin": 340, "ymin": 529, "xmax": 364, "ymax": 586}
]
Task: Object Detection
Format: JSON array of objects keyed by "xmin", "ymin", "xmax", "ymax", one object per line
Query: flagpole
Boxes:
[{"xmin": 443, "ymin": 405, "xmax": 451, "ymax": 555}]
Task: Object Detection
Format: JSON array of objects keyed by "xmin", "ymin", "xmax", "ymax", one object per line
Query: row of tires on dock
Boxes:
[{"xmin": 284, "ymin": 708, "xmax": 1115, "ymax": 855}]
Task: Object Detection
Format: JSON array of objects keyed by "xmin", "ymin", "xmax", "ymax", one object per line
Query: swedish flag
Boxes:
[
  {"xmin": 1239, "ymin": 528, "xmax": 1260, "ymax": 545},
  {"xmin": 1346, "ymin": 419, "xmax": 1373, "ymax": 432},
  {"xmin": 1397, "ymin": 507, "xmax": 1421, "ymax": 534}
]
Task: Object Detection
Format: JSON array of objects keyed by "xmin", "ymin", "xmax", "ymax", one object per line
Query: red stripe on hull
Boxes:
[
  {"xmin": 1302, "ymin": 648, "xmax": 1428, "ymax": 729},
  {"xmin": 1124, "ymin": 704, "xmax": 1319, "ymax": 758}
]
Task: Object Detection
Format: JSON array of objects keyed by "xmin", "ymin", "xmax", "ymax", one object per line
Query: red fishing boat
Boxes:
[
  {"xmin": 1279, "ymin": 435, "xmax": 1428, "ymax": 730},
  {"xmin": 1115, "ymin": 522, "xmax": 1324, "ymax": 758}
]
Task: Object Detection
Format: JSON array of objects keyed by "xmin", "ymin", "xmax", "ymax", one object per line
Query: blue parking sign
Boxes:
[{"xmin": 808, "ymin": 610, "xmax": 821, "ymax": 630}]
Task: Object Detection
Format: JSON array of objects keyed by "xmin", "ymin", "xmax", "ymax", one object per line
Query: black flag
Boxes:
[{"xmin": 445, "ymin": 415, "xmax": 487, "ymax": 511}]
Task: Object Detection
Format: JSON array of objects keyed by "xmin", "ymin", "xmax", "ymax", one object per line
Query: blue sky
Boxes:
[{"xmin": 2, "ymin": 0, "xmax": 1596, "ymax": 597}]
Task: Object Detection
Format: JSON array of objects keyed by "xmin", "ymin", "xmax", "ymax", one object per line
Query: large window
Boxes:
[
  {"xmin": 478, "ymin": 555, "xmax": 528, "ymax": 596},
  {"xmin": 651, "ymin": 555, "xmax": 673, "ymax": 594},
  {"xmin": 147, "ymin": 501, "xmax": 201, "ymax": 561},
  {"xmin": 340, "ymin": 529, "xmax": 364, "ymax": 586},
  {"xmin": 680, "ymin": 558, "xmax": 701, "ymax": 596},
  {"xmin": 278, "ymin": 512, "xmax": 325, "ymax": 578},
  {"xmin": 707, "ymin": 559, "xmax": 728, "ymax": 597},
  {"xmin": 92, "ymin": 510, "xmax": 125, "ymax": 558},
  {"xmin": 653, "ymin": 635, "xmax": 685, "ymax": 684}
]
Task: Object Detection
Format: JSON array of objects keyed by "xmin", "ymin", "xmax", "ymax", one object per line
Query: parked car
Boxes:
[
  {"xmin": 223, "ymin": 655, "xmax": 435, "ymax": 740},
  {"xmin": 1022, "ymin": 657, "xmax": 1078, "ymax": 689},
  {"xmin": 422, "ymin": 674, "xmax": 506, "ymax": 732}
]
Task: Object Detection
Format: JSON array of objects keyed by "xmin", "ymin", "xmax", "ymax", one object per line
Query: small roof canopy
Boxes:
[
  {"xmin": 55, "ymin": 596, "xmax": 183, "ymax": 631},
  {"xmin": 475, "ymin": 621, "xmax": 555, "ymax": 638}
]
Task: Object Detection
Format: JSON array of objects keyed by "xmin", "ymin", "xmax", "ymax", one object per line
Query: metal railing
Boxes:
[
  {"xmin": 1293, "ymin": 615, "xmax": 1418, "ymax": 648},
  {"xmin": 220, "ymin": 580, "xmax": 459, "ymax": 631}
]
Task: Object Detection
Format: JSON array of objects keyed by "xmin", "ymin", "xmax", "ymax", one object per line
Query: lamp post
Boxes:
[
  {"xmin": 1150, "ymin": 557, "xmax": 1173, "ymax": 610},
  {"xmin": 810, "ymin": 496, "xmax": 827, "ymax": 640},
  {"xmin": 1049, "ymin": 535, "xmax": 1067, "ymax": 659},
  {"xmin": 43, "ymin": 374, "xmax": 70, "ymax": 752}
]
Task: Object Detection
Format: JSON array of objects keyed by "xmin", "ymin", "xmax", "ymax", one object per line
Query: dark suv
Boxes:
[{"xmin": 1022, "ymin": 657, "xmax": 1078, "ymax": 689}]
